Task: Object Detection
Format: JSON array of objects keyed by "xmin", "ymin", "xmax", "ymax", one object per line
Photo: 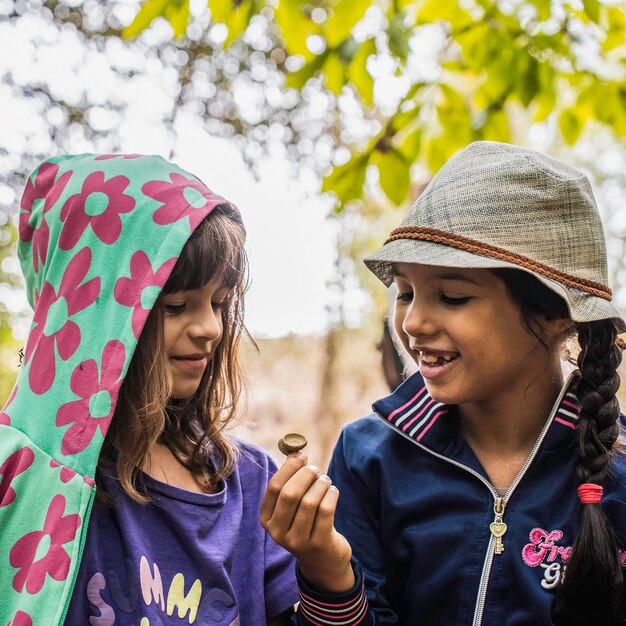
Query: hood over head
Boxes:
[{"xmin": 6, "ymin": 153, "xmax": 240, "ymax": 478}]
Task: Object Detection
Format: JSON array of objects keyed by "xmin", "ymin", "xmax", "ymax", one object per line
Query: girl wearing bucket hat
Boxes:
[{"xmin": 262, "ymin": 141, "xmax": 626, "ymax": 626}]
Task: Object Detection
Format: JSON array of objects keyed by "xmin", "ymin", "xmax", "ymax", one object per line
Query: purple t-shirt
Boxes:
[{"xmin": 66, "ymin": 439, "xmax": 297, "ymax": 625}]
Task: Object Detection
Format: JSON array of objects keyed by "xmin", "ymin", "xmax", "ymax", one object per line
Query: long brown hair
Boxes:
[{"xmin": 100, "ymin": 205, "xmax": 249, "ymax": 502}]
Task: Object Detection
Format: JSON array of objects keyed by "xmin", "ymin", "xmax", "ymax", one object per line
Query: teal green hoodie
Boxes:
[{"xmin": 0, "ymin": 154, "xmax": 238, "ymax": 624}]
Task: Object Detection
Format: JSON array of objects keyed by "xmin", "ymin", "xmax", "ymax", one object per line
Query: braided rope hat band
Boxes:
[{"xmin": 364, "ymin": 141, "xmax": 625, "ymax": 332}]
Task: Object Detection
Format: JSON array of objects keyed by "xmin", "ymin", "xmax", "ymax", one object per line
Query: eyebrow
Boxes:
[
  {"xmin": 392, "ymin": 266, "xmax": 482, "ymax": 286},
  {"xmin": 433, "ymin": 271, "xmax": 482, "ymax": 285}
]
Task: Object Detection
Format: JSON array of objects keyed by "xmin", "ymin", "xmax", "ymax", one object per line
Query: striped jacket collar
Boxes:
[{"xmin": 372, "ymin": 371, "xmax": 581, "ymax": 456}]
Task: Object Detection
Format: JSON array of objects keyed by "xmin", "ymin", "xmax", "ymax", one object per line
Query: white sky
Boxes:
[{"xmin": 172, "ymin": 116, "xmax": 338, "ymax": 337}]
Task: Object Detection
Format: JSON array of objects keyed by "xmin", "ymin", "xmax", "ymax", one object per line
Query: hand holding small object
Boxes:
[{"xmin": 261, "ymin": 448, "xmax": 354, "ymax": 594}]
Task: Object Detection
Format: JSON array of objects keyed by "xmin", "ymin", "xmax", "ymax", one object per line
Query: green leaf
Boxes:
[
  {"xmin": 416, "ymin": 0, "xmax": 453, "ymax": 23},
  {"xmin": 322, "ymin": 154, "xmax": 369, "ymax": 205},
  {"xmin": 166, "ymin": 0, "xmax": 190, "ymax": 39},
  {"xmin": 591, "ymin": 85, "xmax": 626, "ymax": 135},
  {"xmin": 416, "ymin": 0, "xmax": 472, "ymax": 28},
  {"xmin": 582, "ymin": 0, "xmax": 600, "ymax": 24},
  {"xmin": 208, "ymin": 0, "xmax": 231, "ymax": 24},
  {"xmin": 426, "ymin": 135, "xmax": 456, "ymax": 173},
  {"xmin": 483, "ymin": 48, "xmax": 514, "ymax": 101},
  {"xmin": 325, "ymin": 0, "xmax": 369, "ymax": 48},
  {"xmin": 323, "ymin": 52, "xmax": 347, "ymax": 95},
  {"xmin": 559, "ymin": 108, "xmax": 583, "ymax": 145},
  {"xmin": 347, "ymin": 38, "xmax": 376, "ymax": 106},
  {"xmin": 481, "ymin": 108, "xmax": 511, "ymax": 143},
  {"xmin": 533, "ymin": 63, "xmax": 557, "ymax": 122},
  {"xmin": 530, "ymin": 0, "xmax": 551, "ymax": 22},
  {"xmin": 387, "ymin": 11, "xmax": 410, "ymax": 61},
  {"xmin": 224, "ymin": 0, "xmax": 254, "ymax": 45},
  {"xmin": 376, "ymin": 149, "xmax": 411, "ymax": 206},
  {"xmin": 603, "ymin": 6, "xmax": 626, "ymax": 52},
  {"xmin": 378, "ymin": 150, "xmax": 411, "ymax": 206},
  {"xmin": 390, "ymin": 107, "xmax": 422, "ymax": 160},
  {"xmin": 437, "ymin": 84, "xmax": 472, "ymax": 143},
  {"xmin": 123, "ymin": 0, "xmax": 171, "ymax": 39},
  {"xmin": 275, "ymin": 0, "xmax": 317, "ymax": 59},
  {"xmin": 396, "ymin": 126, "xmax": 422, "ymax": 161},
  {"xmin": 514, "ymin": 51, "xmax": 540, "ymax": 107},
  {"xmin": 285, "ymin": 53, "xmax": 327, "ymax": 90},
  {"xmin": 390, "ymin": 100, "xmax": 422, "ymax": 130},
  {"xmin": 574, "ymin": 82, "xmax": 596, "ymax": 118},
  {"xmin": 456, "ymin": 22, "xmax": 492, "ymax": 70}
]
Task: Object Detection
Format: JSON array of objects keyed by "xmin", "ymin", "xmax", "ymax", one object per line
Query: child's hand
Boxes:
[{"xmin": 261, "ymin": 453, "xmax": 355, "ymax": 593}]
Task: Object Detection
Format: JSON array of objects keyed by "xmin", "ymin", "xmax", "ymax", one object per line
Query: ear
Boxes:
[{"xmin": 537, "ymin": 318, "xmax": 576, "ymax": 341}]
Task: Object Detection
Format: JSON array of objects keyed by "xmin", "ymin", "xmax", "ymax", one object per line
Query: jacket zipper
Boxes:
[
  {"xmin": 374, "ymin": 372, "xmax": 576, "ymax": 626},
  {"xmin": 59, "ymin": 485, "xmax": 96, "ymax": 625}
]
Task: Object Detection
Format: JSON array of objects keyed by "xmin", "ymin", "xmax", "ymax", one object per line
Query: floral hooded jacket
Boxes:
[{"xmin": 0, "ymin": 154, "xmax": 238, "ymax": 625}]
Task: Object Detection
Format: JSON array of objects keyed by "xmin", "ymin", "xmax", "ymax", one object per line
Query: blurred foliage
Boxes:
[
  {"xmin": 118, "ymin": 0, "xmax": 626, "ymax": 208},
  {"xmin": 0, "ymin": 220, "xmax": 22, "ymax": 402}
]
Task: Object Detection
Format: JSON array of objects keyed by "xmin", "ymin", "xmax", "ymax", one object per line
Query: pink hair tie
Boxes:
[{"xmin": 578, "ymin": 483, "xmax": 603, "ymax": 504}]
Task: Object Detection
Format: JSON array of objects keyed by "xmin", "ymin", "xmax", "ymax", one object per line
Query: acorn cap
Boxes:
[{"xmin": 278, "ymin": 433, "xmax": 307, "ymax": 455}]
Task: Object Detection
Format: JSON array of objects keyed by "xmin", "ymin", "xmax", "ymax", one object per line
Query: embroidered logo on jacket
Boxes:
[{"xmin": 522, "ymin": 528, "xmax": 626, "ymax": 589}]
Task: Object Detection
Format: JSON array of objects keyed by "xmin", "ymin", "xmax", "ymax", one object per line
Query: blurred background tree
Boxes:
[
  {"xmin": 123, "ymin": 0, "xmax": 626, "ymax": 202},
  {"xmin": 2, "ymin": 0, "xmax": 626, "ymax": 463}
]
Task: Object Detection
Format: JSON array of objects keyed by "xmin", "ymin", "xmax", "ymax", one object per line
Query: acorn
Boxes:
[{"xmin": 278, "ymin": 433, "xmax": 307, "ymax": 455}]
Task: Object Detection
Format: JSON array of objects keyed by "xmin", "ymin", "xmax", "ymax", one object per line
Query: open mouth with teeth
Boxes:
[{"xmin": 418, "ymin": 352, "xmax": 459, "ymax": 367}]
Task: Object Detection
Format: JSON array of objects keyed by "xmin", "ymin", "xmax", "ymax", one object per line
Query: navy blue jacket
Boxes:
[{"xmin": 295, "ymin": 371, "xmax": 626, "ymax": 626}]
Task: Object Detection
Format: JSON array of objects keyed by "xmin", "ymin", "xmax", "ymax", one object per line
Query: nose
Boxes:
[
  {"xmin": 399, "ymin": 297, "xmax": 438, "ymax": 342},
  {"xmin": 188, "ymin": 305, "xmax": 222, "ymax": 342}
]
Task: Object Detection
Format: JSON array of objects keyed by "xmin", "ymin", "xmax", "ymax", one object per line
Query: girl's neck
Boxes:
[
  {"xmin": 142, "ymin": 442, "xmax": 213, "ymax": 494},
  {"xmin": 458, "ymin": 367, "xmax": 565, "ymax": 460}
]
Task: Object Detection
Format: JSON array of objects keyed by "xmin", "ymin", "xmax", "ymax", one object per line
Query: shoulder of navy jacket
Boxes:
[
  {"xmin": 532, "ymin": 379, "xmax": 582, "ymax": 454},
  {"xmin": 340, "ymin": 414, "xmax": 399, "ymax": 462},
  {"xmin": 371, "ymin": 370, "xmax": 427, "ymax": 418}
]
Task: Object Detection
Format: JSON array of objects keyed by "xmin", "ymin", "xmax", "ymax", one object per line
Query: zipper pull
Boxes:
[{"xmin": 490, "ymin": 497, "xmax": 508, "ymax": 555}]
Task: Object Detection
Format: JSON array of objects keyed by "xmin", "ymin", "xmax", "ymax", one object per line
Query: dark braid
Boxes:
[
  {"xmin": 553, "ymin": 320, "xmax": 625, "ymax": 626},
  {"xmin": 491, "ymin": 270, "xmax": 625, "ymax": 625}
]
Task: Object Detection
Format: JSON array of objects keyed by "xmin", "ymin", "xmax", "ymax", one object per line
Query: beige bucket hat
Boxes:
[{"xmin": 364, "ymin": 141, "xmax": 625, "ymax": 332}]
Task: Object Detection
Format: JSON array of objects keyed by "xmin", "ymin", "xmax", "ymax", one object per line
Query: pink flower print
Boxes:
[
  {"xmin": 10, "ymin": 494, "xmax": 81, "ymax": 594},
  {"xmin": 19, "ymin": 162, "xmax": 72, "ymax": 272},
  {"xmin": 8, "ymin": 611, "xmax": 33, "ymax": 626},
  {"xmin": 94, "ymin": 154, "xmax": 142, "ymax": 160},
  {"xmin": 49, "ymin": 460, "xmax": 95, "ymax": 487},
  {"xmin": 56, "ymin": 340, "xmax": 126, "ymax": 456},
  {"xmin": 0, "ymin": 447, "xmax": 35, "ymax": 508},
  {"xmin": 114, "ymin": 250, "xmax": 177, "ymax": 338},
  {"xmin": 49, "ymin": 459, "xmax": 77, "ymax": 483},
  {"xmin": 58, "ymin": 170, "xmax": 136, "ymax": 250},
  {"xmin": 25, "ymin": 247, "xmax": 101, "ymax": 395},
  {"xmin": 0, "ymin": 384, "xmax": 17, "ymax": 426},
  {"xmin": 142, "ymin": 172, "xmax": 234, "ymax": 231}
]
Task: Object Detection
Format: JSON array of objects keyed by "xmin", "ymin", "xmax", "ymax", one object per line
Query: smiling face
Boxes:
[
  {"xmin": 392, "ymin": 264, "xmax": 563, "ymax": 412},
  {"xmin": 162, "ymin": 278, "xmax": 230, "ymax": 399}
]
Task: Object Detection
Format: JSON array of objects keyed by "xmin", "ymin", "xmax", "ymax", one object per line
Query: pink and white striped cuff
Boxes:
[{"xmin": 297, "ymin": 577, "xmax": 370, "ymax": 625}]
